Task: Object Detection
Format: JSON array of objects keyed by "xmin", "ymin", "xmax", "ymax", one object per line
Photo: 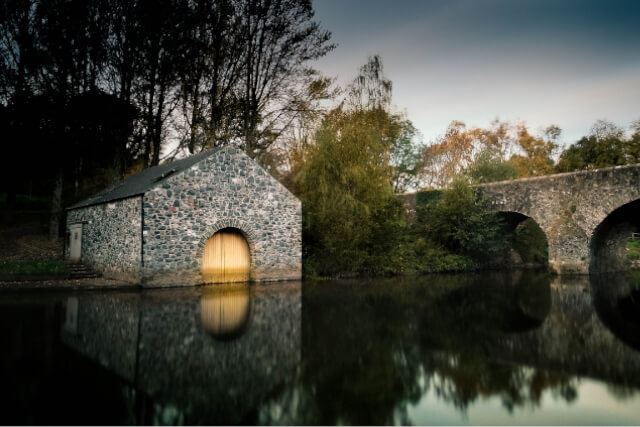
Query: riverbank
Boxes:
[
  {"xmin": 0, "ymin": 221, "xmax": 131, "ymax": 292},
  {"xmin": 0, "ymin": 277, "xmax": 138, "ymax": 293}
]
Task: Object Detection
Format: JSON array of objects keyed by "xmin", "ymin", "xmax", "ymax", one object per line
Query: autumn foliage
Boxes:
[{"xmin": 420, "ymin": 120, "xmax": 559, "ymax": 188}]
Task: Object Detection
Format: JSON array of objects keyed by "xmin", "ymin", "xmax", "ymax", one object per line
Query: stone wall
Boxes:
[
  {"xmin": 479, "ymin": 163, "xmax": 640, "ymax": 274},
  {"xmin": 66, "ymin": 197, "xmax": 142, "ymax": 282},
  {"xmin": 141, "ymin": 146, "xmax": 302, "ymax": 286}
]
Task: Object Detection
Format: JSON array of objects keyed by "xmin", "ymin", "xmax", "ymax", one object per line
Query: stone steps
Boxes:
[{"xmin": 64, "ymin": 261, "xmax": 101, "ymax": 279}]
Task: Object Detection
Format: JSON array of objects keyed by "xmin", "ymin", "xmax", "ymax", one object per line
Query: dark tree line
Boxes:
[{"xmin": 0, "ymin": 0, "xmax": 334, "ymax": 238}]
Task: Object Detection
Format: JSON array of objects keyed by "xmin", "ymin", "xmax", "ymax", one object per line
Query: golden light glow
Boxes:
[
  {"xmin": 200, "ymin": 283, "xmax": 251, "ymax": 337},
  {"xmin": 202, "ymin": 229, "xmax": 250, "ymax": 283}
]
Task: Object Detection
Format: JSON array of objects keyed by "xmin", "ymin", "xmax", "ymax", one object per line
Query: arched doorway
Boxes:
[{"xmin": 202, "ymin": 228, "xmax": 250, "ymax": 283}]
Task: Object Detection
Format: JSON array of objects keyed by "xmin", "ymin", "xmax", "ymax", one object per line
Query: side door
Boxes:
[{"xmin": 69, "ymin": 224, "xmax": 83, "ymax": 261}]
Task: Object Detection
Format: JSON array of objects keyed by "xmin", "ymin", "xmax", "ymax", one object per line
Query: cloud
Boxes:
[{"xmin": 313, "ymin": 0, "xmax": 640, "ymax": 144}]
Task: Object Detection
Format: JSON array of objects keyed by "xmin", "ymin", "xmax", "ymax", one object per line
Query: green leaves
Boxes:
[
  {"xmin": 556, "ymin": 119, "xmax": 640, "ymax": 172},
  {"xmin": 426, "ymin": 177, "xmax": 508, "ymax": 260},
  {"xmin": 465, "ymin": 149, "xmax": 517, "ymax": 184},
  {"xmin": 296, "ymin": 108, "xmax": 406, "ymax": 277}
]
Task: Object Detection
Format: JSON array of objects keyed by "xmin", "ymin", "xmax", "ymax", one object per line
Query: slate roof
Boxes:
[{"xmin": 68, "ymin": 147, "xmax": 224, "ymax": 210}]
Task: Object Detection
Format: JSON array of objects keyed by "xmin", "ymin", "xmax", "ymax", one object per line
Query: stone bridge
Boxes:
[
  {"xmin": 399, "ymin": 163, "xmax": 640, "ymax": 275},
  {"xmin": 479, "ymin": 163, "xmax": 640, "ymax": 274}
]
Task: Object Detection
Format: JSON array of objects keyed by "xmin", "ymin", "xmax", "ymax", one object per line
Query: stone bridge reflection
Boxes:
[
  {"xmin": 490, "ymin": 275, "xmax": 640, "ymax": 385},
  {"xmin": 296, "ymin": 273, "xmax": 640, "ymax": 424}
]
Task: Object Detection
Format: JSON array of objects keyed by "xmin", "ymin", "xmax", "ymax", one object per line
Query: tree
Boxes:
[
  {"xmin": 1, "ymin": 0, "xmax": 335, "ymax": 239},
  {"xmin": 176, "ymin": 0, "xmax": 245, "ymax": 154},
  {"xmin": 295, "ymin": 107, "xmax": 405, "ymax": 276},
  {"xmin": 282, "ymin": 55, "xmax": 421, "ymax": 196},
  {"xmin": 0, "ymin": 0, "xmax": 42, "ymax": 105},
  {"xmin": 345, "ymin": 54, "xmax": 424, "ymax": 193},
  {"xmin": 421, "ymin": 120, "xmax": 561, "ymax": 188},
  {"xmin": 628, "ymin": 118, "xmax": 640, "ymax": 162},
  {"xmin": 420, "ymin": 119, "xmax": 512, "ymax": 189},
  {"xmin": 347, "ymin": 54, "xmax": 392, "ymax": 111},
  {"xmin": 131, "ymin": 0, "xmax": 190, "ymax": 167},
  {"xmin": 169, "ymin": 0, "xmax": 336, "ymax": 161},
  {"xmin": 465, "ymin": 148, "xmax": 517, "ymax": 184},
  {"xmin": 556, "ymin": 119, "xmax": 637, "ymax": 172},
  {"xmin": 236, "ymin": 0, "xmax": 335, "ymax": 158},
  {"xmin": 427, "ymin": 177, "xmax": 507, "ymax": 259},
  {"xmin": 390, "ymin": 119, "xmax": 424, "ymax": 192},
  {"xmin": 66, "ymin": 91, "xmax": 138, "ymax": 192},
  {"xmin": 508, "ymin": 124, "xmax": 557, "ymax": 177},
  {"xmin": 255, "ymin": 72, "xmax": 338, "ymax": 192},
  {"xmin": 420, "ymin": 121, "xmax": 482, "ymax": 189},
  {"xmin": 0, "ymin": 0, "xmax": 142, "ymax": 238},
  {"xmin": 555, "ymin": 144, "xmax": 585, "ymax": 172}
]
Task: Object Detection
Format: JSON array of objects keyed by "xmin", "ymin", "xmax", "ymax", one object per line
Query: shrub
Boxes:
[{"xmin": 426, "ymin": 177, "xmax": 508, "ymax": 260}]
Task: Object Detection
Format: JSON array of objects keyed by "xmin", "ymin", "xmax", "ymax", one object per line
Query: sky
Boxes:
[{"xmin": 311, "ymin": 0, "xmax": 640, "ymax": 148}]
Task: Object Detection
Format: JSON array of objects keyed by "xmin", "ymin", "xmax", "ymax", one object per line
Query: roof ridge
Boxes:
[{"xmin": 67, "ymin": 146, "xmax": 226, "ymax": 210}]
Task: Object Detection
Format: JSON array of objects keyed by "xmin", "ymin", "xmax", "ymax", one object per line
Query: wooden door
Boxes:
[{"xmin": 202, "ymin": 229, "xmax": 250, "ymax": 283}]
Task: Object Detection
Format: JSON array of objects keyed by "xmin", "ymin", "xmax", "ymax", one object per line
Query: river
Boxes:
[{"xmin": 1, "ymin": 271, "xmax": 639, "ymax": 425}]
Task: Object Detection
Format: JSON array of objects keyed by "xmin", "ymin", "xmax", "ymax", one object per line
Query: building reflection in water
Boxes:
[
  {"xmin": 200, "ymin": 283, "xmax": 251, "ymax": 339},
  {"xmin": 60, "ymin": 281, "xmax": 301, "ymax": 425}
]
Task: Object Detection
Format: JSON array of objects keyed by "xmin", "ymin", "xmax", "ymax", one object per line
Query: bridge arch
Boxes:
[
  {"xmin": 497, "ymin": 211, "xmax": 549, "ymax": 267},
  {"xmin": 590, "ymin": 199, "xmax": 640, "ymax": 273}
]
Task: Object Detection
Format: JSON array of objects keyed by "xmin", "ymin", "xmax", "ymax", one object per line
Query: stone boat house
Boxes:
[{"xmin": 65, "ymin": 146, "xmax": 302, "ymax": 287}]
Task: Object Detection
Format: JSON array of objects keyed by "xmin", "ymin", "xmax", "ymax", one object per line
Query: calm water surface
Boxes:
[{"xmin": 1, "ymin": 271, "xmax": 640, "ymax": 425}]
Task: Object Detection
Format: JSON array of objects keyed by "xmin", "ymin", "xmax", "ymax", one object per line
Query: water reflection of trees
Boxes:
[
  {"xmin": 290, "ymin": 271, "xmax": 580, "ymax": 425},
  {"xmin": 421, "ymin": 354, "xmax": 577, "ymax": 412}
]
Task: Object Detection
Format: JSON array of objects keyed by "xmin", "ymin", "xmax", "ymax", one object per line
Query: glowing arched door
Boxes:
[{"xmin": 202, "ymin": 228, "xmax": 250, "ymax": 283}]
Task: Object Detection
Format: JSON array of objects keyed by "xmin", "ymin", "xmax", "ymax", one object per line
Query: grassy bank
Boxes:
[
  {"xmin": 0, "ymin": 259, "xmax": 67, "ymax": 276},
  {"xmin": 0, "ymin": 193, "xmax": 67, "ymax": 280}
]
